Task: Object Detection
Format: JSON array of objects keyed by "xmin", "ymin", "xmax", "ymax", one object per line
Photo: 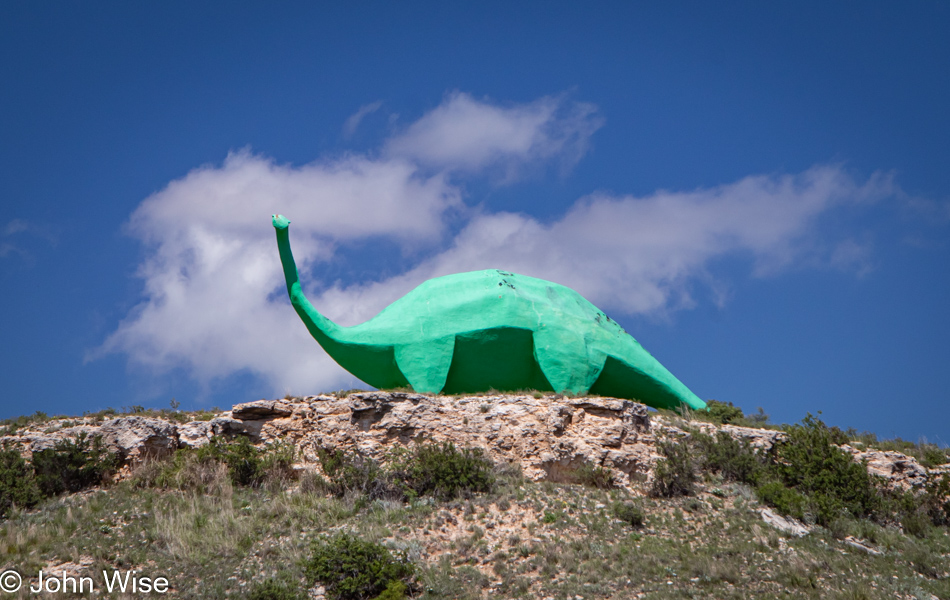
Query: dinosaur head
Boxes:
[{"xmin": 272, "ymin": 214, "xmax": 291, "ymax": 230}]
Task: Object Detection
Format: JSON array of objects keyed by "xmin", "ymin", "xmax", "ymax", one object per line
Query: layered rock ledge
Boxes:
[{"xmin": 2, "ymin": 392, "xmax": 946, "ymax": 491}]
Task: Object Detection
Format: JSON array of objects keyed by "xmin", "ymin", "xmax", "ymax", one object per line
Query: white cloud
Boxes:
[
  {"xmin": 384, "ymin": 91, "xmax": 603, "ymax": 178},
  {"xmin": 342, "ymin": 100, "xmax": 383, "ymax": 138},
  {"xmin": 4, "ymin": 219, "xmax": 29, "ymax": 236},
  {"xmin": 96, "ymin": 92, "xmax": 895, "ymax": 397},
  {"xmin": 95, "ymin": 92, "xmax": 602, "ymax": 394},
  {"xmin": 310, "ymin": 165, "xmax": 896, "ymax": 323},
  {"xmin": 94, "ymin": 149, "xmax": 467, "ymax": 393},
  {"xmin": 1, "ymin": 218, "xmax": 58, "ymax": 263}
]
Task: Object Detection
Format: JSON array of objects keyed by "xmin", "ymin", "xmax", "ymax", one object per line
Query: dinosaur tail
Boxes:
[{"xmin": 272, "ymin": 214, "xmax": 343, "ymax": 345}]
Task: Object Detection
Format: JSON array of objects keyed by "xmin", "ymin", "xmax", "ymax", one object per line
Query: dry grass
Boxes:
[{"xmin": 0, "ymin": 449, "xmax": 946, "ymax": 599}]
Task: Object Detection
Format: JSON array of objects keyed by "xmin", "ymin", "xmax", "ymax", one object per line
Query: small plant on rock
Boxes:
[
  {"xmin": 651, "ymin": 439, "xmax": 695, "ymax": 497},
  {"xmin": 570, "ymin": 462, "xmax": 614, "ymax": 489},
  {"xmin": 612, "ymin": 501, "xmax": 645, "ymax": 528},
  {"xmin": 704, "ymin": 400, "xmax": 745, "ymax": 425}
]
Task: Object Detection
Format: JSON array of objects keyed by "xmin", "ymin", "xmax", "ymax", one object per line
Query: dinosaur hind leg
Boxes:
[
  {"xmin": 394, "ymin": 336, "xmax": 455, "ymax": 394},
  {"xmin": 533, "ymin": 329, "xmax": 605, "ymax": 396}
]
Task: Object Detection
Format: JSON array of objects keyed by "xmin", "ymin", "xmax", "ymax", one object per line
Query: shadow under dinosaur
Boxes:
[{"xmin": 273, "ymin": 214, "xmax": 706, "ymax": 411}]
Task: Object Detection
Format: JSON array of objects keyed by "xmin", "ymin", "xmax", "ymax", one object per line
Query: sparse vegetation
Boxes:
[
  {"xmin": 134, "ymin": 437, "xmax": 295, "ymax": 491},
  {"xmin": 247, "ymin": 574, "xmax": 307, "ymax": 600},
  {"xmin": 0, "ymin": 401, "xmax": 945, "ymax": 599},
  {"xmin": 611, "ymin": 500, "xmax": 644, "ymax": 528},
  {"xmin": 319, "ymin": 441, "xmax": 495, "ymax": 502},
  {"xmin": 568, "ymin": 462, "xmax": 615, "ymax": 489},
  {"xmin": 651, "ymin": 439, "xmax": 696, "ymax": 497}
]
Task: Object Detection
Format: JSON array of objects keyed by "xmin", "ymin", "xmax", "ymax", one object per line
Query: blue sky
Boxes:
[{"xmin": 1, "ymin": 2, "xmax": 948, "ymax": 443}]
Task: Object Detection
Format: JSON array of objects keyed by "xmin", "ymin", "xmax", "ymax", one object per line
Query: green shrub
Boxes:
[
  {"xmin": 570, "ymin": 462, "xmax": 614, "ymax": 489},
  {"xmin": 138, "ymin": 437, "xmax": 294, "ymax": 491},
  {"xmin": 611, "ymin": 501, "xmax": 645, "ymax": 528},
  {"xmin": 318, "ymin": 442, "xmax": 495, "ymax": 502},
  {"xmin": 305, "ymin": 533, "xmax": 414, "ymax": 600},
  {"xmin": 771, "ymin": 414, "xmax": 880, "ymax": 526},
  {"xmin": 650, "ymin": 440, "xmax": 695, "ymax": 497},
  {"xmin": 194, "ymin": 437, "xmax": 295, "ymax": 487},
  {"xmin": 396, "ymin": 441, "xmax": 495, "ymax": 500},
  {"xmin": 756, "ymin": 481, "xmax": 808, "ymax": 521},
  {"xmin": 926, "ymin": 473, "xmax": 950, "ymax": 526},
  {"xmin": 137, "ymin": 448, "xmax": 230, "ymax": 493},
  {"xmin": 318, "ymin": 449, "xmax": 399, "ymax": 500},
  {"xmin": 704, "ymin": 400, "xmax": 744, "ymax": 425},
  {"xmin": 31, "ymin": 433, "xmax": 118, "ymax": 497},
  {"xmin": 373, "ymin": 580, "xmax": 408, "ymax": 600},
  {"xmin": 694, "ymin": 431, "xmax": 766, "ymax": 485},
  {"xmin": 247, "ymin": 576, "xmax": 305, "ymax": 600},
  {"xmin": 0, "ymin": 448, "xmax": 41, "ymax": 517}
]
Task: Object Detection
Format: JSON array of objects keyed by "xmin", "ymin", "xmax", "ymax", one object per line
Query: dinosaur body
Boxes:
[{"xmin": 273, "ymin": 214, "xmax": 706, "ymax": 411}]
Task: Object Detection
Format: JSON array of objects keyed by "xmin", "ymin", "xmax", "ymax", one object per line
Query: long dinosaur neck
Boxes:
[{"xmin": 274, "ymin": 226, "xmax": 344, "ymax": 343}]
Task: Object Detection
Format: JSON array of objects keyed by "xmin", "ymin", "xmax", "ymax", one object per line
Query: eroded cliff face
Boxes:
[
  {"xmin": 232, "ymin": 392, "xmax": 654, "ymax": 488},
  {"xmin": 1, "ymin": 392, "xmax": 945, "ymax": 491}
]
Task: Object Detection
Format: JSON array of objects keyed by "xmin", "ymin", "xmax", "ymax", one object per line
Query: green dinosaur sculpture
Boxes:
[{"xmin": 273, "ymin": 214, "xmax": 706, "ymax": 411}]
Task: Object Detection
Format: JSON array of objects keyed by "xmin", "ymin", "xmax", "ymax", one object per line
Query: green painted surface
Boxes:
[{"xmin": 273, "ymin": 215, "xmax": 707, "ymax": 411}]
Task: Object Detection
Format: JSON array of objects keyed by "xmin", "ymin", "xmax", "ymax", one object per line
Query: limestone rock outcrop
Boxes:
[
  {"xmin": 839, "ymin": 445, "xmax": 930, "ymax": 490},
  {"xmin": 250, "ymin": 392, "xmax": 655, "ymax": 488},
  {"xmin": 0, "ymin": 393, "xmax": 945, "ymax": 494}
]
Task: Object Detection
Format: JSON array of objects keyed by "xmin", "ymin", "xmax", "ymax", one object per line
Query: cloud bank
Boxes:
[{"xmin": 97, "ymin": 92, "xmax": 897, "ymax": 395}]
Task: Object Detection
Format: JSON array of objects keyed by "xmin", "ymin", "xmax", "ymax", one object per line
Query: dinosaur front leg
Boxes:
[
  {"xmin": 394, "ymin": 336, "xmax": 456, "ymax": 394},
  {"xmin": 532, "ymin": 328, "xmax": 606, "ymax": 396}
]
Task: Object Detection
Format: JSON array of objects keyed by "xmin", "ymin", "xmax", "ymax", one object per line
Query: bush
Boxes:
[
  {"xmin": 318, "ymin": 449, "xmax": 399, "ymax": 500},
  {"xmin": 924, "ymin": 473, "xmax": 950, "ymax": 526},
  {"xmin": 373, "ymin": 580, "xmax": 408, "ymax": 600},
  {"xmin": 756, "ymin": 481, "xmax": 808, "ymax": 521},
  {"xmin": 612, "ymin": 501, "xmax": 645, "ymax": 528},
  {"xmin": 704, "ymin": 400, "xmax": 744, "ymax": 425},
  {"xmin": 318, "ymin": 442, "xmax": 495, "ymax": 502},
  {"xmin": 31, "ymin": 433, "xmax": 118, "ymax": 497},
  {"xmin": 651, "ymin": 440, "xmax": 695, "ymax": 497},
  {"xmin": 395, "ymin": 441, "xmax": 495, "ymax": 500},
  {"xmin": 193, "ymin": 437, "xmax": 294, "ymax": 487},
  {"xmin": 771, "ymin": 414, "xmax": 880, "ymax": 526},
  {"xmin": 142, "ymin": 451, "xmax": 232, "ymax": 494},
  {"xmin": 305, "ymin": 533, "xmax": 414, "ymax": 600},
  {"xmin": 0, "ymin": 448, "xmax": 41, "ymax": 517},
  {"xmin": 570, "ymin": 462, "xmax": 614, "ymax": 489},
  {"xmin": 694, "ymin": 431, "xmax": 766, "ymax": 485},
  {"xmin": 139, "ymin": 437, "xmax": 294, "ymax": 491}
]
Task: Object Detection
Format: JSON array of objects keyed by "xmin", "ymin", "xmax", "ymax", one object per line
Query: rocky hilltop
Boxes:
[
  {"xmin": 3, "ymin": 393, "xmax": 950, "ymax": 599},
  {"xmin": 2, "ymin": 392, "xmax": 943, "ymax": 492}
]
